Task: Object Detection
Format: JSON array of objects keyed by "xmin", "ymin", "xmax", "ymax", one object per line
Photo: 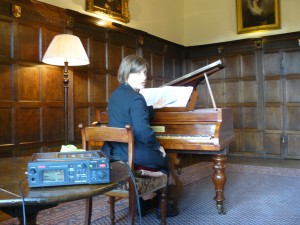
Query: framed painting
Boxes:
[
  {"xmin": 86, "ymin": 0, "xmax": 129, "ymax": 23},
  {"xmin": 236, "ymin": 0, "xmax": 280, "ymax": 34}
]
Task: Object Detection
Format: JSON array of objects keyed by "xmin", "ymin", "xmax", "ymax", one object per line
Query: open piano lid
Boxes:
[
  {"xmin": 162, "ymin": 60, "xmax": 226, "ymax": 89},
  {"xmin": 156, "ymin": 60, "xmax": 226, "ymax": 112}
]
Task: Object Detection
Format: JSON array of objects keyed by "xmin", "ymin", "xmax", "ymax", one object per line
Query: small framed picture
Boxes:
[
  {"xmin": 86, "ymin": 0, "xmax": 129, "ymax": 23},
  {"xmin": 236, "ymin": 0, "xmax": 281, "ymax": 34}
]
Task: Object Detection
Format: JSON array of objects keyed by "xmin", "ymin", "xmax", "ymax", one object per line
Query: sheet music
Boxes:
[{"xmin": 140, "ymin": 86, "xmax": 193, "ymax": 107}]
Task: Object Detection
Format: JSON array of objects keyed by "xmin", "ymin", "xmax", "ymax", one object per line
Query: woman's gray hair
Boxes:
[{"xmin": 117, "ymin": 55, "xmax": 149, "ymax": 83}]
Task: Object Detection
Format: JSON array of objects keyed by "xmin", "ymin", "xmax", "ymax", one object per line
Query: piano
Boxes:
[{"xmin": 97, "ymin": 60, "xmax": 234, "ymax": 214}]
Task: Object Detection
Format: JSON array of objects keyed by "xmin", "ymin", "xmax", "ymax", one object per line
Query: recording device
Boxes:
[{"xmin": 27, "ymin": 151, "xmax": 110, "ymax": 188}]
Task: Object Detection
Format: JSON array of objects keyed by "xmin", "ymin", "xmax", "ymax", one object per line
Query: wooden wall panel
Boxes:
[
  {"xmin": 109, "ymin": 43, "xmax": 122, "ymax": 75},
  {"xmin": 242, "ymin": 107, "xmax": 257, "ymax": 129},
  {"xmin": 164, "ymin": 57, "xmax": 173, "ymax": 79},
  {"xmin": 91, "ymin": 39, "xmax": 106, "ymax": 71},
  {"xmin": 265, "ymin": 133, "xmax": 281, "ymax": 155},
  {"xmin": 264, "ymin": 79, "xmax": 282, "ymax": 102},
  {"xmin": 18, "ymin": 24, "xmax": 40, "ymax": 61},
  {"xmin": 90, "ymin": 73, "xmax": 107, "ymax": 102},
  {"xmin": 17, "ymin": 65, "xmax": 41, "ymax": 100},
  {"xmin": 0, "ymin": 108, "xmax": 13, "ymax": 145},
  {"xmin": 286, "ymin": 79, "xmax": 300, "ymax": 102},
  {"xmin": 124, "ymin": 46, "xmax": 137, "ymax": 56},
  {"xmin": 74, "ymin": 72, "xmax": 89, "ymax": 102},
  {"xmin": 263, "ymin": 52, "xmax": 281, "ymax": 76},
  {"xmin": 223, "ymin": 56, "xmax": 240, "ymax": 79},
  {"xmin": 264, "ymin": 107, "xmax": 283, "ymax": 130},
  {"xmin": 43, "ymin": 107, "xmax": 64, "ymax": 141},
  {"xmin": 242, "ymin": 80, "xmax": 257, "ymax": 102},
  {"xmin": 0, "ymin": 64, "xmax": 12, "ymax": 100},
  {"xmin": 152, "ymin": 53, "xmax": 163, "ymax": 79},
  {"xmin": 17, "ymin": 108, "xmax": 41, "ymax": 143},
  {"xmin": 210, "ymin": 82, "xmax": 224, "ymax": 105},
  {"xmin": 74, "ymin": 107, "xmax": 89, "ymax": 140},
  {"xmin": 287, "ymin": 134, "xmax": 300, "ymax": 156},
  {"xmin": 225, "ymin": 81, "xmax": 240, "ymax": 103},
  {"xmin": 287, "ymin": 107, "xmax": 300, "ymax": 130},
  {"xmin": 241, "ymin": 54, "xmax": 257, "ymax": 77},
  {"xmin": 0, "ymin": 19, "xmax": 12, "ymax": 58},
  {"xmin": 284, "ymin": 51, "xmax": 300, "ymax": 74},
  {"xmin": 232, "ymin": 107, "xmax": 242, "ymax": 128},
  {"xmin": 174, "ymin": 58, "xmax": 182, "ymax": 79},
  {"xmin": 242, "ymin": 131, "xmax": 259, "ymax": 153},
  {"xmin": 43, "ymin": 67, "xmax": 64, "ymax": 102}
]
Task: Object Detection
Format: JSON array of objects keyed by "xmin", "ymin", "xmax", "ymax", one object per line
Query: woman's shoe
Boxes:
[
  {"xmin": 156, "ymin": 204, "xmax": 179, "ymax": 218},
  {"xmin": 137, "ymin": 198, "xmax": 155, "ymax": 217}
]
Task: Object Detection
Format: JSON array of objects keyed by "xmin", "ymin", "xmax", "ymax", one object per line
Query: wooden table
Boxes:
[{"xmin": 0, "ymin": 156, "xmax": 129, "ymax": 225}]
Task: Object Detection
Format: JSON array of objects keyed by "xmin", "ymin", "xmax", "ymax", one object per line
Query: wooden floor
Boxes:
[{"xmin": 1, "ymin": 154, "xmax": 300, "ymax": 222}]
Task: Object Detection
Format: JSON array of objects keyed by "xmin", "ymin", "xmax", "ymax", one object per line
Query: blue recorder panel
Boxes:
[{"xmin": 27, "ymin": 151, "xmax": 110, "ymax": 188}]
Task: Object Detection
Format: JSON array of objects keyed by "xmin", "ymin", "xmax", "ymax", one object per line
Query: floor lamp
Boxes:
[{"xmin": 42, "ymin": 34, "xmax": 89, "ymax": 145}]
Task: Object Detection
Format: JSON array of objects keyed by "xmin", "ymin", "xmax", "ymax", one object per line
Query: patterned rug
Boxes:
[{"xmin": 1, "ymin": 162, "xmax": 300, "ymax": 225}]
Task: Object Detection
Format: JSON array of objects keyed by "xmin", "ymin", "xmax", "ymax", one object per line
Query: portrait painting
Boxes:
[
  {"xmin": 86, "ymin": 0, "xmax": 129, "ymax": 23},
  {"xmin": 236, "ymin": 0, "xmax": 281, "ymax": 34}
]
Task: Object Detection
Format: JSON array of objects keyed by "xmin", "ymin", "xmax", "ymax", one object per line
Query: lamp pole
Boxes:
[{"xmin": 63, "ymin": 61, "xmax": 69, "ymax": 145}]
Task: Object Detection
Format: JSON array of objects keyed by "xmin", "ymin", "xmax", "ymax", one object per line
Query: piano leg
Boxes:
[
  {"xmin": 212, "ymin": 154, "xmax": 227, "ymax": 215},
  {"xmin": 168, "ymin": 153, "xmax": 182, "ymax": 207}
]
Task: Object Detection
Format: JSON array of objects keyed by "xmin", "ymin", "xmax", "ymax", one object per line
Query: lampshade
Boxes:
[{"xmin": 42, "ymin": 34, "xmax": 89, "ymax": 66}]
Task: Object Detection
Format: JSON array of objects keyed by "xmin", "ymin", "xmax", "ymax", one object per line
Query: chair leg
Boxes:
[
  {"xmin": 160, "ymin": 187, "xmax": 167, "ymax": 225},
  {"xmin": 85, "ymin": 197, "xmax": 92, "ymax": 225},
  {"xmin": 128, "ymin": 186, "xmax": 136, "ymax": 225},
  {"xmin": 109, "ymin": 196, "xmax": 116, "ymax": 225}
]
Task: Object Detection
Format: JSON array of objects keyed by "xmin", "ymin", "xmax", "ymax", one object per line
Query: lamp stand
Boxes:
[{"xmin": 63, "ymin": 61, "xmax": 69, "ymax": 145}]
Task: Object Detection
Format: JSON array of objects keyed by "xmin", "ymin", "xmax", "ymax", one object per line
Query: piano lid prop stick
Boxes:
[{"xmin": 204, "ymin": 72, "xmax": 217, "ymax": 110}]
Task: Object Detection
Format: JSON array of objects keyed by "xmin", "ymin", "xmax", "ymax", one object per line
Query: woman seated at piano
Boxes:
[{"xmin": 102, "ymin": 54, "xmax": 179, "ymax": 217}]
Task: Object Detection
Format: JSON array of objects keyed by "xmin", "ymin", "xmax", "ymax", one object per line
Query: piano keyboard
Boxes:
[{"xmin": 156, "ymin": 134, "xmax": 212, "ymax": 140}]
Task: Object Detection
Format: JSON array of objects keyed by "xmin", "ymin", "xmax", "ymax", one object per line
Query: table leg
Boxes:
[
  {"xmin": 18, "ymin": 213, "xmax": 37, "ymax": 225},
  {"xmin": 85, "ymin": 197, "xmax": 92, "ymax": 225},
  {"xmin": 212, "ymin": 154, "xmax": 227, "ymax": 215}
]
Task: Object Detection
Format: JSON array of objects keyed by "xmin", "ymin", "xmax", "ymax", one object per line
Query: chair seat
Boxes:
[{"xmin": 106, "ymin": 173, "xmax": 168, "ymax": 196}]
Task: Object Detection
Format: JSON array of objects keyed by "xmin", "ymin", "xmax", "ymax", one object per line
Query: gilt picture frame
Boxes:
[
  {"xmin": 236, "ymin": 0, "xmax": 280, "ymax": 34},
  {"xmin": 86, "ymin": 0, "xmax": 129, "ymax": 23}
]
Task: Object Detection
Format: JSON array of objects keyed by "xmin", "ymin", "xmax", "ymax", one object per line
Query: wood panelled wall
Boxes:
[
  {"xmin": 186, "ymin": 33, "xmax": 300, "ymax": 159},
  {"xmin": 0, "ymin": 0, "xmax": 184, "ymax": 157},
  {"xmin": 1, "ymin": 0, "xmax": 300, "ymax": 159}
]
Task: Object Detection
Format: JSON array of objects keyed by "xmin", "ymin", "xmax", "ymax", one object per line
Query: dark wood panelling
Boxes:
[
  {"xmin": 17, "ymin": 107, "xmax": 41, "ymax": 142},
  {"xmin": 0, "ymin": 108, "xmax": 13, "ymax": 145},
  {"xmin": 1, "ymin": 0, "xmax": 300, "ymax": 160},
  {"xmin": 0, "ymin": 19, "xmax": 12, "ymax": 58},
  {"xmin": 92, "ymin": 39, "xmax": 107, "ymax": 71},
  {"xmin": 187, "ymin": 32, "xmax": 300, "ymax": 159},
  {"xmin": 18, "ymin": 24, "xmax": 40, "ymax": 61},
  {"xmin": 0, "ymin": 63, "xmax": 12, "ymax": 100}
]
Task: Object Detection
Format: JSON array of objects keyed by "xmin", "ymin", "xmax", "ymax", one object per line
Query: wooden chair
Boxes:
[{"xmin": 79, "ymin": 123, "xmax": 167, "ymax": 225}]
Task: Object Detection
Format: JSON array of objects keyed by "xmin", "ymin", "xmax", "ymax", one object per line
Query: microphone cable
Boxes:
[
  {"xmin": 18, "ymin": 176, "xmax": 28, "ymax": 225},
  {"xmin": 110, "ymin": 156, "xmax": 143, "ymax": 225}
]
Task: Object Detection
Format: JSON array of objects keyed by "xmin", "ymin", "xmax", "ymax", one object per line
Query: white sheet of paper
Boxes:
[{"xmin": 140, "ymin": 86, "xmax": 193, "ymax": 107}]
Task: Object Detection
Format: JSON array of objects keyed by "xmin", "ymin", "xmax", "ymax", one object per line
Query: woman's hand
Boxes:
[
  {"xmin": 153, "ymin": 98, "xmax": 167, "ymax": 109},
  {"xmin": 159, "ymin": 146, "xmax": 166, "ymax": 157}
]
